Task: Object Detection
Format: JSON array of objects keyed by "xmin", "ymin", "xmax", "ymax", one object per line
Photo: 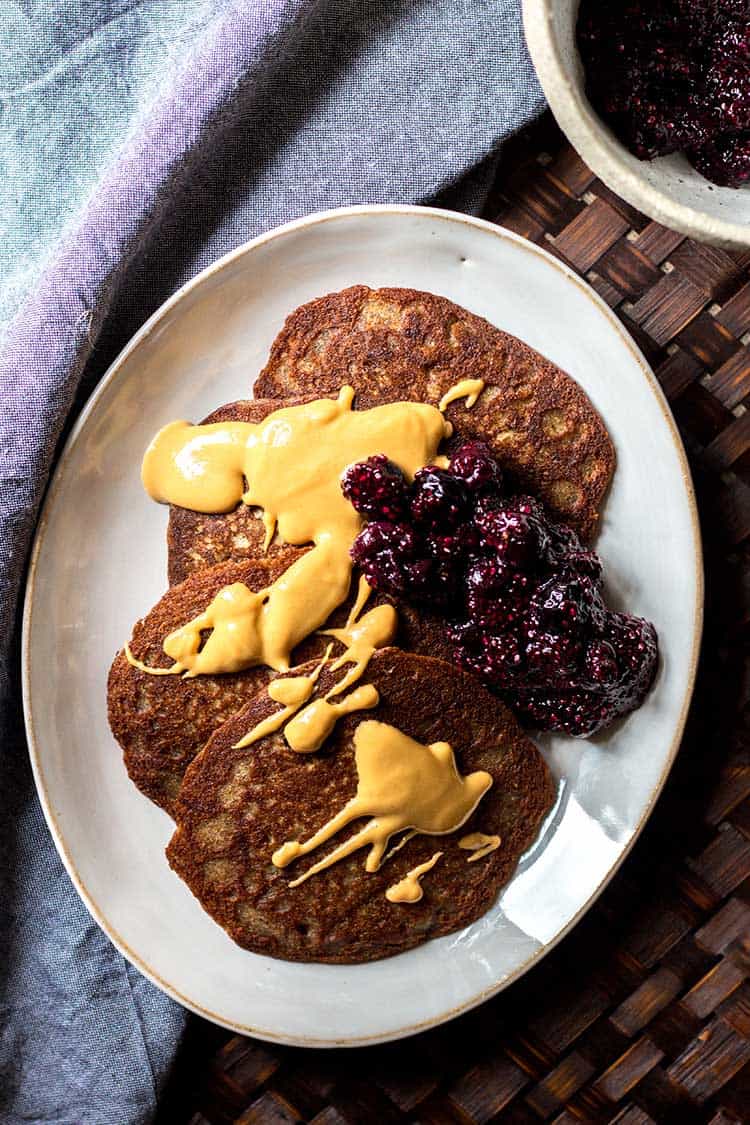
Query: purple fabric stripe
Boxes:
[{"xmin": 0, "ymin": 3, "xmax": 300, "ymax": 694}]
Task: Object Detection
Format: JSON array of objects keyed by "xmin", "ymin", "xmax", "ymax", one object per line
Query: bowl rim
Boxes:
[{"xmin": 522, "ymin": 0, "xmax": 750, "ymax": 249}]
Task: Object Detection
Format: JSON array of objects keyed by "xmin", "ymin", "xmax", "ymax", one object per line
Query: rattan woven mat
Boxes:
[{"xmin": 158, "ymin": 118, "xmax": 750, "ymax": 1125}]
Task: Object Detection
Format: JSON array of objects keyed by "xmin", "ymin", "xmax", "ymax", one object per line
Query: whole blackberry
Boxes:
[
  {"xmin": 604, "ymin": 612, "xmax": 659, "ymax": 688},
  {"xmin": 516, "ymin": 689, "xmax": 616, "ymax": 739},
  {"xmin": 466, "ymin": 556, "xmax": 514, "ymax": 594},
  {"xmin": 351, "ymin": 520, "xmax": 417, "ymax": 559},
  {"xmin": 341, "ymin": 455, "xmax": 407, "ymax": 522},
  {"xmin": 410, "ymin": 467, "xmax": 468, "ymax": 530},
  {"xmin": 474, "ymin": 495, "xmax": 549, "ymax": 567},
  {"xmin": 349, "ymin": 520, "xmax": 417, "ymax": 594},
  {"xmin": 449, "ymin": 441, "xmax": 503, "ymax": 493}
]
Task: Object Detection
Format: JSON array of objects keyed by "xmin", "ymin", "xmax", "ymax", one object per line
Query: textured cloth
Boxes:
[{"xmin": 0, "ymin": 3, "xmax": 544, "ymax": 1122}]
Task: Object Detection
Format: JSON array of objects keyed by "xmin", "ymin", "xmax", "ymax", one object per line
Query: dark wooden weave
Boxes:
[{"xmin": 160, "ymin": 119, "xmax": 750, "ymax": 1125}]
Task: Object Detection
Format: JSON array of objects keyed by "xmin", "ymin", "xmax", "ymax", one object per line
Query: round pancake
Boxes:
[
  {"xmin": 167, "ymin": 398, "xmax": 311, "ymax": 586},
  {"xmin": 108, "ymin": 555, "xmax": 449, "ymax": 814},
  {"xmin": 255, "ymin": 285, "xmax": 615, "ymax": 541},
  {"xmin": 167, "ymin": 649, "xmax": 556, "ymax": 963}
]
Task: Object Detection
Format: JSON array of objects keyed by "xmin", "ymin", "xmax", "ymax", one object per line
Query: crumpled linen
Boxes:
[{"xmin": 0, "ymin": 3, "xmax": 544, "ymax": 1121}]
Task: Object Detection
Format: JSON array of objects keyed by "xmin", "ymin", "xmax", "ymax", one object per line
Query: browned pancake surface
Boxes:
[
  {"xmin": 167, "ymin": 399, "xmax": 311, "ymax": 585},
  {"xmin": 108, "ymin": 554, "xmax": 302, "ymax": 813},
  {"xmin": 255, "ymin": 286, "xmax": 615, "ymax": 540},
  {"xmin": 167, "ymin": 649, "xmax": 556, "ymax": 963},
  {"xmin": 108, "ymin": 557, "xmax": 449, "ymax": 814}
]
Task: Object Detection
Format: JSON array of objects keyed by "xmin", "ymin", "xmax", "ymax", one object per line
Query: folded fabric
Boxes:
[{"xmin": 0, "ymin": 2, "xmax": 544, "ymax": 1122}]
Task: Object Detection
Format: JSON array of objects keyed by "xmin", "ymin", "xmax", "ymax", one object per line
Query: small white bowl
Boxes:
[{"xmin": 523, "ymin": 0, "xmax": 750, "ymax": 248}]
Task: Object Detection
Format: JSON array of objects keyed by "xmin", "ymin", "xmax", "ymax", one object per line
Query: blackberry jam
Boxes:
[
  {"xmin": 577, "ymin": 1, "xmax": 750, "ymax": 188},
  {"xmin": 343, "ymin": 447, "xmax": 658, "ymax": 739}
]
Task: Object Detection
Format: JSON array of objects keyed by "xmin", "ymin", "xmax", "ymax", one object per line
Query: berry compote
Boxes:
[
  {"xmin": 342, "ymin": 443, "xmax": 658, "ymax": 738},
  {"xmin": 577, "ymin": 1, "xmax": 750, "ymax": 188}
]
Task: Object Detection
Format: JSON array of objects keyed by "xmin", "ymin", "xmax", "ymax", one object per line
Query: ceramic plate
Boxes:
[{"xmin": 23, "ymin": 206, "xmax": 702, "ymax": 1045}]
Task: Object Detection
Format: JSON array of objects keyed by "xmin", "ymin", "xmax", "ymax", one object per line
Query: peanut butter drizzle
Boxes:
[
  {"xmin": 126, "ymin": 583, "xmax": 268, "ymax": 678},
  {"xmin": 383, "ymin": 829, "xmax": 417, "ymax": 864},
  {"xmin": 346, "ymin": 575, "xmax": 372, "ymax": 627},
  {"xmin": 438, "ymin": 378, "xmax": 485, "ymax": 413},
  {"xmin": 458, "ymin": 832, "xmax": 501, "ymax": 862},
  {"xmin": 281, "ymin": 600, "xmax": 396, "ymax": 750},
  {"xmin": 136, "ymin": 387, "xmax": 449, "ymax": 676},
  {"xmin": 234, "ymin": 592, "xmax": 392, "ymax": 754},
  {"xmin": 386, "ymin": 852, "xmax": 443, "ymax": 904},
  {"xmin": 320, "ymin": 604, "xmax": 398, "ymax": 698},
  {"xmin": 284, "ymin": 685, "xmax": 379, "ymax": 753},
  {"xmin": 272, "ymin": 720, "xmax": 492, "ymax": 888},
  {"xmin": 125, "ymin": 644, "xmax": 181, "ymax": 677},
  {"xmin": 232, "ymin": 646, "xmax": 333, "ymax": 749}
]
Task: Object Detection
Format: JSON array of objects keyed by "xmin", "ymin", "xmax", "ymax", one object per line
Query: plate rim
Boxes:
[{"xmin": 21, "ymin": 203, "xmax": 704, "ymax": 1046}]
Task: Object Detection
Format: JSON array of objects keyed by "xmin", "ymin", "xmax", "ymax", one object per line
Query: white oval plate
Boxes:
[{"xmin": 23, "ymin": 206, "xmax": 702, "ymax": 1046}]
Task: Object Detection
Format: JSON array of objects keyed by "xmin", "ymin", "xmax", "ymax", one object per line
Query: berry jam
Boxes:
[
  {"xmin": 342, "ymin": 446, "xmax": 658, "ymax": 738},
  {"xmin": 577, "ymin": 1, "xmax": 750, "ymax": 188}
]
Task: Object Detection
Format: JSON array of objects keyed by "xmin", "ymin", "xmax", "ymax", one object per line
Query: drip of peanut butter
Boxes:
[
  {"xmin": 133, "ymin": 388, "xmax": 449, "ymax": 676},
  {"xmin": 438, "ymin": 378, "xmax": 485, "ymax": 413},
  {"xmin": 383, "ymin": 829, "xmax": 417, "ymax": 864},
  {"xmin": 280, "ymin": 600, "xmax": 395, "ymax": 751},
  {"xmin": 272, "ymin": 720, "xmax": 492, "ymax": 887},
  {"xmin": 232, "ymin": 646, "xmax": 333, "ymax": 749},
  {"xmin": 125, "ymin": 582, "xmax": 267, "ymax": 678},
  {"xmin": 346, "ymin": 575, "xmax": 372, "ymax": 626},
  {"xmin": 167, "ymin": 582, "xmax": 266, "ymax": 677},
  {"xmin": 233, "ymin": 584, "xmax": 391, "ymax": 754},
  {"xmin": 320, "ymin": 604, "xmax": 398, "ymax": 698},
  {"xmin": 458, "ymin": 832, "xmax": 501, "ymax": 862},
  {"xmin": 386, "ymin": 852, "xmax": 443, "ymax": 904},
  {"xmin": 125, "ymin": 644, "xmax": 181, "ymax": 677},
  {"xmin": 284, "ymin": 684, "xmax": 379, "ymax": 753}
]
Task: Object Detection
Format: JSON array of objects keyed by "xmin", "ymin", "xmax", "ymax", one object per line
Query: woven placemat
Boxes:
[{"xmin": 158, "ymin": 117, "xmax": 750, "ymax": 1125}]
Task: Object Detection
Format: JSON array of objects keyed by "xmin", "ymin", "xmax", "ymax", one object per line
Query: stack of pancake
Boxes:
[{"xmin": 108, "ymin": 286, "xmax": 614, "ymax": 963}]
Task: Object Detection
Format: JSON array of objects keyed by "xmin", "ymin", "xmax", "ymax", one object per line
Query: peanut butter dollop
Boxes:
[
  {"xmin": 272, "ymin": 720, "xmax": 492, "ymax": 888},
  {"xmin": 385, "ymin": 852, "xmax": 443, "ymax": 903},
  {"xmin": 133, "ymin": 387, "xmax": 449, "ymax": 676}
]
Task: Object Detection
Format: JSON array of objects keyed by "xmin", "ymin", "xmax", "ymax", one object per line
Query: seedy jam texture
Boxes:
[
  {"xmin": 577, "ymin": 0, "xmax": 750, "ymax": 188},
  {"xmin": 343, "ymin": 444, "xmax": 658, "ymax": 739}
]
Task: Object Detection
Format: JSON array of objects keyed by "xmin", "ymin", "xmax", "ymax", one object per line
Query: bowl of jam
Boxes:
[{"xmin": 523, "ymin": 0, "xmax": 750, "ymax": 247}]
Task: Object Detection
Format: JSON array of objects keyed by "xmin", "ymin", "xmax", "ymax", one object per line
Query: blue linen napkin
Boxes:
[{"xmin": 0, "ymin": 3, "xmax": 544, "ymax": 1121}]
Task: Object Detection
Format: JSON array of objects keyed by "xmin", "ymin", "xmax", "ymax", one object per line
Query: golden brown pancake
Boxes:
[
  {"xmin": 167, "ymin": 648, "xmax": 556, "ymax": 963},
  {"xmin": 254, "ymin": 286, "xmax": 615, "ymax": 540},
  {"xmin": 108, "ymin": 555, "xmax": 449, "ymax": 814}
]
